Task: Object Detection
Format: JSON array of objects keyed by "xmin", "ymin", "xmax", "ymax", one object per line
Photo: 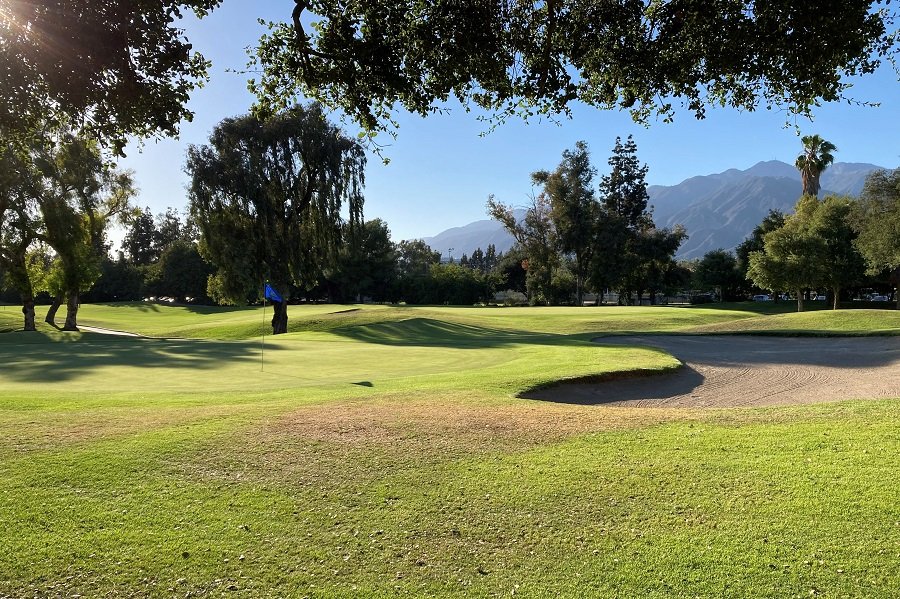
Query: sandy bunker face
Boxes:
[{"xmin": 523, "ymin": 336, "xmax": 900, "ymax": 408}]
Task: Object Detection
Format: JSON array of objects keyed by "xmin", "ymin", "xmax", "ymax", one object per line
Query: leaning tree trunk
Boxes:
[
  {"xmin": 796, "ymin": 289, "xmax": 805, "ymax": 313},
  {"xmin": 271, "ymin": 300, "xmax": 288, "ymax": 335},
  {"xmin": 22, "ymin": 296, "xmax": 36, "ymax": 331},
  {"xmin": 45, "ymin": 293, "xmax": 63, "ymax": 326},
  {"xmin": 832, "ymin": 287, "xmax": 840, "ymax": 311},
  {"xmin": 62, "ymin": 291, "xmax": 80, "ymax": 331}
]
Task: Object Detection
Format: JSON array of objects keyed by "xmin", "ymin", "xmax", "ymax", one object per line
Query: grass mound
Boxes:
[
  {"xmin": 687, "ymin": 309, "xmax": 900, "ymax": 336},
  {"xmin": 73, "ymin": 301, "xmax": 796, "ymax": 339}
]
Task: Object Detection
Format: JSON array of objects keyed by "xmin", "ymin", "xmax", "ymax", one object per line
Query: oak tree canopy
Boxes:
[
  {"xmin": 252, "ymin": 1, "xmax": 898, "ymax": 135},
  {"xmin": 0, "ymin": 0, "xmax": 221, "ymax": 151}
]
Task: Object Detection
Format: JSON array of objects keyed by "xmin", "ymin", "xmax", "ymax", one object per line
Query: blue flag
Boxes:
[{"xmin": 264, "ymin": 283, "xmax": 283, "ymax": 303}]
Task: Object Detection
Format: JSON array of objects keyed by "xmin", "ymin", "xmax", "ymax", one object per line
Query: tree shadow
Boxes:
[
  {"xmin": 88, "ymin": 301, "xmax": 260, "ymax": 315},
  {"xmin": 594, "ymin": 335, "xmax": 900, "ymax": 369},
  {"xmin": 331, "ymin": 317, "xmax": 562, "ymax": 348},
  {"xmin": 0, "ymin": 331, "xmax": 282, "ymax": 383},
  {"xmin": 87, "ymin": 302, "xmax": 162, "ymax": 313}
]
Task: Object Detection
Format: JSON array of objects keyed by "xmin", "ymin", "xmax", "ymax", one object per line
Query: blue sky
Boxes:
[{"xmin": 119, "ymin": 2, "xmax": 900, "ymax": 244}]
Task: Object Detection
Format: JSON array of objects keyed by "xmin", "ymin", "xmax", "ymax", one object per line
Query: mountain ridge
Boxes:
[{"xmin": 414, "ymin": 160, "xmax": 886, "ymax": 260}]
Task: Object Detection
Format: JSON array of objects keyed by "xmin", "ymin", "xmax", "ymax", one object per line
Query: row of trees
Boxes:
[
  {"xmin": 98, "ymin": 208, "xmax": 213, "ymax": 305},
  {"xmin": 0, "ymin": 104, "xmax": 371, "ymax": 334},
  {"xmin": 744, "ymin": 168, "xmax": 900, "ymax": 310},
  {"xmin": 687, "ymin": 148, "xmax": 900, "ymax": 311},
  {"xmin": 4, "ymin": 104, "xmax": 610, "ymax": 335},
  {"xmin": 4, "ymin": 113, "xmax": 897, "ymax": 334},
  {"xmin": 488, "ymin": 138, "xmax": 686, "ymax": 305}
]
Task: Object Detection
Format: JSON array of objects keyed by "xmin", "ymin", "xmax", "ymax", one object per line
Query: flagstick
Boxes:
[{"xmin": 261, "ymin": 290, "xmax": 266, "ymax": 372}]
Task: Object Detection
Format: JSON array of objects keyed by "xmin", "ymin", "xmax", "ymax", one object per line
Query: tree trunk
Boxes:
[
  {"xmin": 892, "ymin": 268, "xmax": 900, "ymax": 310},
  {"xmin": 63, "ymin": 291, "xmax": 79, "ymax": 331},
  {"xmin": 271, "ymin": 300, "xmax": 288, "ymax": 335},
  {"xmin": 576, "ymin": 274, "xmax": 583, "ymax": 306},
  {"xmin": 22, "ymin": 297, "xmax": 36, "ymax": 331},
  {"xmin": 45, "ymin": 294, "xmax": 63, "ymax": 326},
  {"xmin": 796, "ymin": 289, "xmax": 805, "ymax": 312},
  {"xmin": 832, "ymin": 287, "xmax": 840, "ymax": 311}
]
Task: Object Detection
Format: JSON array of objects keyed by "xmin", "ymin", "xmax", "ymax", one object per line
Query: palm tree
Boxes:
[{"xmin": 795, "ymin": 135, "xmax": 836, "ymax": 197}]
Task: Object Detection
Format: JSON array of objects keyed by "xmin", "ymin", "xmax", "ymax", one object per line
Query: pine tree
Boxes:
[
  {"xmin": 594, "ymin": 135, "xmax": 683, "ymax": 304},
  {"xmin": 485, "ymin": 244, "xmax": 497, "ymax": 271},
  {"xmin": 599, "ymin": 135, "xmax": 652, "ymax": 232}
]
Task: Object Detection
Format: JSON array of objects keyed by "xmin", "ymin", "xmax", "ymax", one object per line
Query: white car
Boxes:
[{"xmin": 871, "ymin": 295, "xmax": 889, "ymax": 302}]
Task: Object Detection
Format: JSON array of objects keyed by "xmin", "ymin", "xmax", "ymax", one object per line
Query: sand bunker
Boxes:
[{"xmin": 524, "ymin": 335, "xmax": 900, "ymax": 407}]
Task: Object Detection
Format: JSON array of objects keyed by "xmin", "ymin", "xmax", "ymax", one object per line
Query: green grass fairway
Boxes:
[
  {"xmin": 687, "ymin": 308, "xmax": 900, "ymax": 336},
  {"xmin": 1, "ymin": 302, "xmax": 898, "ymax": 597},
  {"xmin": 71, "ymin": 301, "xmax": 792, "ymax": 338}
]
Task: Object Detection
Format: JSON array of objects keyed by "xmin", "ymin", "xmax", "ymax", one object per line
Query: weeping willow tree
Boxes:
[{"xmin": 187, "ymin": 103, "xmax": 365, "ymax": 334}]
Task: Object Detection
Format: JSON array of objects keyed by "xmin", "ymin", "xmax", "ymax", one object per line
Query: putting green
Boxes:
[{"xmin": 1, "ymin": 304, "xmax": 687, "ymax": 396}]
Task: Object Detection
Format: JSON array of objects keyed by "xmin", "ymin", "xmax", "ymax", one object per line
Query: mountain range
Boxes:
[{"xmin": 420, "ymin": 160, "xmax": 885, "ymax": 260}]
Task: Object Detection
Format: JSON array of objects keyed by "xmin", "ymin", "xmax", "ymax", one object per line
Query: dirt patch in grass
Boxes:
[
  {"xmin": 173, "ymin": 397, "xmax": 702, "ymax": 490},
  {"xmin": 273, "ymin": 398, "xmax": 687, "ymax": 449},
  {"xmin": 174, "ymin": 393, "xmax": 860, "ymax": 494}
]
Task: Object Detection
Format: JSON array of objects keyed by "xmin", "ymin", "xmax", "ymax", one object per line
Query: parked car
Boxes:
[
  {"xmin": 871, "ymin": 295, "xmax": 889, "ymax": 302},
  {"xmin": 814, "ymin": 295, "xmax": 826, "ymax": 301},
  {"xmin": 752, "ymin": 294, "xmax": 771, "ymax": 302}
]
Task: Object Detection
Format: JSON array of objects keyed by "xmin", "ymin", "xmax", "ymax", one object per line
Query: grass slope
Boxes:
[
  {"xmin": 687, "ymin": 309, "xmax": 900, "ymax": 336},
  {"xmin": 72, "ymin": 302, "xmax": 780, "ymax": 339},
  {"xmin": 0, "ymin": 302, "xmax": 897, "ymax": 597}
]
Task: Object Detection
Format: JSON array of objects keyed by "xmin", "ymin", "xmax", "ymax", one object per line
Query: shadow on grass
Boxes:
[
  {"xmin": 594, "ymin": 335, "xmax": 900, "ymax": 369},
  {"xmin": 87, "ymin": 302, "xmax": 162, "ymax": 313},
  {"xmin": 698, "ymin": 301, "xmax": 897, "ymax": 315},
  {"xmin": 0, "ymin": 331, "xmax": 279, "ymax": 383},
  {"xmin": 87, "ymin": 301, "xmax": 255, "ymax": 315},
  {"xmin": 331, "ymin": 317, "xmax": 565, "ymax": 348}
]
